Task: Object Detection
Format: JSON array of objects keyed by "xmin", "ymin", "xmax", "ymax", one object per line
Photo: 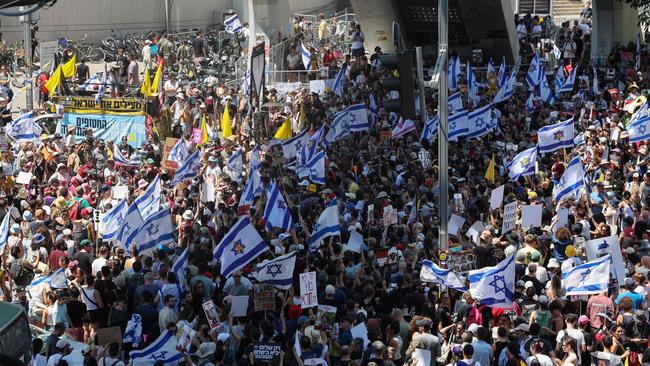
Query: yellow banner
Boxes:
[{"xmin": 52, "ymin": 96, "xmax": 143, "ymax": 113}]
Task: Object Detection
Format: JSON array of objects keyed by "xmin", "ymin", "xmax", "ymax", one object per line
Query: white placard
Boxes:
[
  {"xmin": 309, "ymin": 79, "xmax": 334, "ymax": 95},
  {"xmin": 201, "ymin": 182, "xmax": 215, "ymax": 202},
  {"xmin": 176, "ymin": 324, "xmax": 196, "ymax": 352},
  {"xmin": 501, "ymin": 201, "xmax": 518, "ymax": 234},
  {"xmin": 299, "ymin": 271, "xmax": 318, "ymax": 308},
  {"xmin": 412, "ymin": 349, "xmax": 432, "ymax": 366},
  {"xmin": 466, "ymin": 221, "xmax": 486, "ymax": 245},
  {"xmin": 269, "ymin": 82, "xmax": 303, "ymax": 95},
  {"xmin": 350, "ymin": 322, "xmax": 369, "ymax": 348},
  {"xmin": 448, "ymin": 214, "xmax": 466, "ymax": 236},
  {"xmin": 347, "ymin": 230, "xmax": 363, "ymax": 253},
  {"xmin": 585, "ymin": 235, "xmax": 625, "ymax": 285},
  {"xmin": 555, "ymin": 207, "xmax": 569, "ymax": 232},
  {"xmin": 112, "ymin": 185, "xmax": 129, "ymax": 200},
  {"xmin": 39, "ymin": 41, "xmax": 58, "ymax": 70},
  {"xmin": 521, "ymin": 205, "xmax": 543, "ymax": 228},
  {"xmin": 16, "ymin": 171, "xmax": 32, "ymax": 185},
  {"xmin": 231, "ymin": 295, "xmax": 249, "ymax": 317},
  {"xmin": 490, "ymin": 185, "xmax": 505, "ymax": 210}
]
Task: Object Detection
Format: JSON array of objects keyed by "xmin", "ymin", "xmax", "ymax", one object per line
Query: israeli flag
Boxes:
[
  {"xmin": 117, "ymin": 202, "xmax": 143, "ymax": 250},
  {"xmin": 369, "ymin": 93, "xmax": 379, "ymax": 126},
  {"xmin": 324, "ymin": 110, "xmax": 350, "ymax": 145},
  {"xmin": 227, "ymin": 148, "xmax": 244, "ymax": 183},
  {"xmin": 252, "ymin": 251, "xmax": 297, "ymax": 290},
  {"xmin": 282, "ymin": 129, "xmax": 310, "ymax": 165},
  {"xmin": 539, "ymin": 66, "xmax": 554, "ymax": 104},
  {"xmin": 100, "ymin": 199, "xmax": 128, "ymax": 241},
  {"xmin": 332, "ymin": 64, "xmax": 347, "ymax": 97},
  {"xmin": 213, "ymin": 216, "xmax": 269, "ymax": 278},
  {"xmin": 420, "ymin": 115, "xmax": 439, "ymax": 144},
  {"xmin": 448, "ymin": 92, "xmax": 463, "ymax": 112},
  {"xmin": 498, "ymin": 56, "xmax": 507, "ymax": 89},
  {"xmin": 132, "ymin": 208, "xmax": 175, "ymax": 254},
  {"xmin": 563, "ymin": 255, "xmax": 611, "ymax": 296},
  {"xmin": 348, "ymin": 103, "xmax": 369, "ymax": 132},
  {"xmin": 224, "ymin": 13, "xmax": 243, "ymax": 34},
  {"xmin": 466, "ymin": 105, "xmax": 492, "ymax": 139},
  {"xmin": 448, "ymin": 110, "xmax": 469, "ymax": 141},
  {"xmin": 130, "ymin": 331, "xmax": 182, "ymax": 366},
  {"xmin": 574, "ymin": 132, "xmax": 585, "ymax": 146},
  {"xmin": 238, "ymin": 167, "xmax": 262, "ymax": 213},
  {"xmin": 553, "ymin": 155, "xmax": 585, "ymax": 204},
  {"xmin": 507, "ymin": 147, "xmax": 537, "ymax": 181},
  {"xmin": 555, "ymin": 67, "xmax": 565, "ymax": 92},
  {"xmin": 301, "ymin": 42, "xmax": 311, "ymax": 70},
  {"xmin": 168, "ymin": 138, "xmax": 189, "ymax": 163},
  {"xmin": 526, "ymin": 53, "xmax": 541, "ymax": 88},
  {"xmin": 301, "ymin": 150, "xmax": 326, "ymax": 185},
  {"xmin": 468, "ymin": 255, "xmax": 515, "ymax": 308},
  {"xmin": 525, "ymin": 92, "xmax": 535, "ymax": 112},
  {"xmin": 5, "ymin": 112, "xmax": 41, "ymax": 143},
  {"xmin": 630, "ymin": 102, "xmax": 648, "ymax": 124},
  {"xmin": 537, "ymin": 118, "xmax": 574, "ymax": 154},
  {"xmin": 170, "ymin": 150, "xmax": 200, "ymax": 185},
  {"xmin": 487, "ymin": 58, "xmax": 496, "ymax": 76},
  {"xmin": 467, "ymin": 62, "xmax": 480, "ymax": 105},
  {"xmin": 391, "ymin": 118, "xmax": 416, "ymax": 139},
  {"xmin": 96, "ymin": 62, "xmax": 107, "ymax": 103},
  {"xmin": 135, "ymin": 175, "xmax": 161, "ymax": 220},
  {"xmin": 627, "ymin": 115, "xmax": 650, "ymax": 143},
  {"xmin": 112, "ymin": 144, "xmax": 139, "ymax": 167},
  {"xmin": 264, "ymin": 180, "xmax": 293, "ymax": 231},
  {"xmin": 172, "ymin": 246, "xmax": 189, "ymax": 285},
  {"xmin": 420, "ymin": 259, "xmax": 467, "ymax": 291},
  {"xmin": 448, "ymin": 56, "xmax": 461, "ymax": 90},
  {"xmin": 553, "ymin": 44, "xmax": 562, "ymax": 60},
  {"xmin": 492, "ymin": 69, "xmax": 515, "ymax": 104},
  {"xmin": 28, "ymin": 268, "xmax": 67, "ymax": 290},
  {"xmin": 0, "ymin": 209, "xmax": 12, "ymax": 253},
  {"xmin": 592, "ymin": 64, "xmax": 599, "ymax": 95},
  {"xmin": 557, "ymin": 67, "xmax": 576, "ymax": 94},
  {"xmin": 309, "ymin": 199, "xmax": 340, "ymax": 250},
  {"xmin": 123, "ymin": 314, "xmax": 143, "ymax": 346}
]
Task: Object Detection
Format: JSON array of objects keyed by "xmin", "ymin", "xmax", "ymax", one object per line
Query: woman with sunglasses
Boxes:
[{"xmin": 552, "ymin": 337, "xmax": 578, "ymax": 366}]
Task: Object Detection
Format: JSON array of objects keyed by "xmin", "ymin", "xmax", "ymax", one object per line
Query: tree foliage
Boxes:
[{"xmin": 620, "ymin": 0, "xmax": 650, "ymax": 25}]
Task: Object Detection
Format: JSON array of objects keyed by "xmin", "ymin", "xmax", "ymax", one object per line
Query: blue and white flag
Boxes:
[
  {"xmin": 264, "ymin": 180, "xmax": 292, "ymax": 231},
  {"xmin": 112, "ymin": 143, "xmax": 139, "ymax": 167},
  {"xmin": 168, "ymin": 138, "xmax": 189, "ymax": 163},
  {"xmin": 487, "ymin": 58, "xmax": 496, "ymax": 76},
  {"xmin": 574, "ymin": 132, "xmax": 585, "ymax": 146},
  {"xmin": 507, "ymin": 147, "xmax": 537, "ymax": 181},
  {"xmin": 123, "ymin": 314, "xmax": 142, "ymax": 346},
  {"xmin": 252, "ymin": 251, "xmax": 297, "ymax": 290},
  {"xmin": 369, "ymin": 93, "xmax": 379, "ymax": 126},
  {"xmin": 5, "ymin": 112, "xmax": 41, "ymax": 143},
  {"xmin": 467, "ymin": 62, "xmax": 480, "ymax": 105},
  {"xmin": 100, "ymin": 199, "xmax": 128, "ymax": 241},
  {"xmin": 213, "ymin": 216, "xmax": 268, "ymax": 278},
  {"xmin": 448, "ymin": 56, "xmax": 461, "ymax": 90},
  {"xmin": 224, "ymin": 13, "xmax": 243, "ymax": 34},
  {"xmin": 242, "ymin": 69, "xmax": 251, "ymax": 98},
  {"xmin": 309, "ymin": 199, "xmax": 340, "ymax": 250},
  {"xmin": 332, "ymin": 63, "xmax": 347, "ymax": 97},
  {"xmin": 467, "ymin": 105, "xmax": 492, "ymax": 139},
  {"xmin": 562, "ymin": 255, "xmax": 611, "ymax": 296},
  {"xmin": 29, "ymin": 268, "xmax": 67, "ymax": 290},
  {"xmin": 628, "ymin": 115, "xmax": 650, "ymax": 143},
  {"xmin": 630, "ymin": 102, "xmax": 648, "ymax": 124},
  {"xmin": 172, "ymin": 246, "xmax": 189, "ymax": 285},
  {"xmin": 301, "ymin": 150, "xmax": 326, "ymax": 185},
  {"xmin": 282, "ymin": 129, "xmax": 310, "ymax": 164},
  {"xmin": 391, "ymin": 118, "xmax": 416, "ymax": 139},
  {"xmin": 421, "ymin": 259, "xmax": 467, "ymax": 291},
  {"xmin": 227, "ymin": 148, "xmax": 244, "ymax": 183},
  {"xmin": 557, "ymin": 67, "xmax": 576, "ymax": 94},
  {"xmin": 324, "ymin": 110, "xmax": 350, "ymax": 145},
  {"xmin": 537, "ymin": 118, "xmax": 574, "ymax": 154},
  {"xmin": 0, "ymin": 208, "xmax": 12, "ymax": 253},
  {"xmin": 449, "ymin": 92, "xmax": 463, "ymax": 112},
  {"xmin": 526, "ymin": 53, "xmax": 541, "ymax": 88},
  {"xmin": 301, "ymin": 42, "xmax": 311, "ymax": 70},
  {"xmin": 238, "ymin": 145, "xmax": 263, "ymax": 212},
  {"xmin": 637, "ymin": 33, "xmax": 642, "ymax": 71},
  {"xmin": 135, "ymin": 175, "xmax": 161, "ymax": 220},
  {"xmin": 553, "ymin": 155, "xmax": 585, "ymax": 204},
  {"xmin": 347, "ymin": 103, "xmax": 369, "ymax": 132},
  {"xmin": 117, "ymin": 202, "xmax": 143, "ymax": 250},
  {"xmin": 555, "ymin": 66, "xmax": 565, "ymax": 92},
  {"xmin": 525, "ymin": 92, "xmax": 535, "ymax": 112},
  {"xmin": 132, "ymin": 208, "xmax": 175, "ymax": 254},
  {"xmin": 592, "ymin": 64, "xmax": 599, "ymax": 95},
  {"xmin": 553, "ymin": 44, "xmax": 562, "ymax": 60},
  {"xmin": 171, "ymin": 150, "xmax": 200, "ymax": 185},
  {"xmin": 498, "ymin": 56, "xmax": 507, "ymax": 89},
  {"xmin": 492, "ymin": 70, "xmax": 515, "ymax": 104},
  {"xmin": 539, "ymin": 66, "xmax": 554, "ymax": 104},
  {"xmin": 420, "ymin": 115, "xmax": 439, "ymax": 144},
  {"xmin": 96, "ymin": 62, "xmax": 107, "ymax": 103},
  {"xmin": 448, "ymin": 110, "xmax": 469, "ymax": 141},
  {"xmin": 468, "ymin": 255, "xmax": 515, "ymax": 308},
  {"xmin": 130, "ymin": 330, "xmax": 182, "ymax": 366}
]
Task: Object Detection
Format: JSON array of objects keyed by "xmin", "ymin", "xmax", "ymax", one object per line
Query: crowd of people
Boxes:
[{"xmin": 1, "ymin": 2, "xmax": 650, "ymax": 366}]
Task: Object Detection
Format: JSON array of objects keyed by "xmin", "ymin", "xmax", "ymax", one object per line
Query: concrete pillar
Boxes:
[
  {"xmin": 592, "ymin": 0, "xmax": 640, "ymax": 60},
  {"xmin": 348, "ymin": 0, "xmax": 397, "ymax": 53}
]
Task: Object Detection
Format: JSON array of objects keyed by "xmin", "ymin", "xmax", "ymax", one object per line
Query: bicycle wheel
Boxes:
[
  {"xmin": 88, "ymin": 47, "xmax": 105, "ymax": 63},
  {"xmin": 11, "ymin": 73, "xmax": 25, "ymax": 88}
]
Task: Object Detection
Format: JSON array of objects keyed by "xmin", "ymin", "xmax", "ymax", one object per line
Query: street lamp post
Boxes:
[{"xmin": 437, "ymin": 0, "xmax": 449, "ymax": 251}]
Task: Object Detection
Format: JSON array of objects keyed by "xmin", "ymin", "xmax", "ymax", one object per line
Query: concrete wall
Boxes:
[
  {"xmin": 348, "ymin": 0, "xmax": 397, "ymax": 53},
  {"xmin": 457, "ymin": 0, "xmax": 518, "ymax": 63},
  {"xmin": 592, "ymin": 0, "xmax": 640, "ymax": 59}
]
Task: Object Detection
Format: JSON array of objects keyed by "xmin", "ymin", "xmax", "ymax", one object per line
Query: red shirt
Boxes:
[{"xmin": 38, "ymin": 73, "xmax": 49, "ymax": 94}]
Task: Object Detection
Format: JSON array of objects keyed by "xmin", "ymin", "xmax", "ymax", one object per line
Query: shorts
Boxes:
[
  {"xmin": 352, "ymin": 47, "xmax": 365, "ymax": 57},
  {"xmin": 85, "ymin": 309, "xmax": 101, "ymax": 323}
]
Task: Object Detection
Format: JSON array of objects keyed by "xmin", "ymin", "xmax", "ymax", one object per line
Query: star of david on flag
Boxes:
[
  {"xmin": 468, "ymin": 255, "xmax": 515, "ymax": 308},
  {"xmin": 628, "ymin": 115, "xmax": 650, "ymax": 143},
  {"xmin": 252, "ymin": 251, "xmax": 297, "ymax": 290},
  {"xmin": 562, "ymin": 255, "xmax": 611, "ymax": 296},
  {"xmin": 213, "ymin": 216, "xmax": 268, "ymax": 278}
]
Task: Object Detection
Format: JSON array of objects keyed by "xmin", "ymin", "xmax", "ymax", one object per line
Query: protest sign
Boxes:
[
  {"xmin": 521, "ymin": 205, "xmax": 542, "ymax": 228},
  {"xmin": 254, "ymin": 285, "xmax": 275, "ymax": 311},
  {"xmin": 202, "ymin": 300, "xmax": 220, "ymax": 330},
  {"xmin": 501, "ymin": 201, "xmax": 517, "ymax": 234},
  {"xmin": 299, "ymin": 271, "xmax": 318, "ymax": 308},
  {"xmin": 97, "ymin": 326, "xmax": 122, "ymax": 346},
  {"xmin": 231, "ymin": 296, "xmax": 249, "ymax": 317},
  {"xmin": 448, "ymin": 214, "xmax": 465, "ymax": 236},
  {"xmin": 490, "ymin": 185, "xmax": 505, "ymax": 210},
  {"xmin": 176, "ymin": 324, "xmax": 196, "ymax": 352},
  {"xmin": 585, "ymin": 235, "xmax": 625, "ymax": 285}
]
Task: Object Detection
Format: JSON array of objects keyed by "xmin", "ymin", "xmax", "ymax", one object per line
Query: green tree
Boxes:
[{"xmin": 620, "ymin": 0, "xmax": 650, "ymax": 25}]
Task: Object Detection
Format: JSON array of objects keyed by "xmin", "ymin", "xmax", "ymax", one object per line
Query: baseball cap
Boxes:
[
  {"xmin": 325, "ymin": 284, "xmax": 336, "ymax": 295},
  {"xmin": 578, "ymin": 315, "xmax": 590, "ymax": 326},
  {"xmin": 56, "ymin": 339, "xmax": 71, "ymax": 349},
  {"xmin": 297, "ymin": 316, "xmax": 309, "ymax": 325}
]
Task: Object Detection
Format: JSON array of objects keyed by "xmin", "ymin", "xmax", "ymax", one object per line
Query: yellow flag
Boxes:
[
  {"xmin": 44, "ymin": 65, "xmax": 62, "ymax": 97},
  {"xmin": 299, "ymin": 103, "xmax": 305, "ymax": 130},
  {"xmin": 274, "ymin": 117, "xmax": 293, "ymax": 140},
  {"xmin": 200, "ymin": 114, "xmax": 209, "ymax": 145},
  {"xmin": 221, "ymin": 105, "xmax": 233, "ymax": 138},
  {"xmin": 150, "ymin": 62, "xmax": 163, "ymax": 94},
  {"xmin": 140, "ymin": 69, "xmax": 151, "ymax": 98},
  {"xmin": 62, "ymin": 53, "xmax": 76, "ymax": 78},
  {"xmin": 485, "ymin": 154, "xmax": 496, "ymax": 183}
]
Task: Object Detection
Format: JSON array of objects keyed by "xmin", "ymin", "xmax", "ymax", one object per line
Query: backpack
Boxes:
[
  {"xmin": 9, "ymin": 259, "xmax": 33, "ymax": 287},
  {"xmin": 68, "ymin": 199, "xmax": 83, "ymax": 220},
  {"xmin": 467, "ymin": 304, "xmax": 486, "ymax": 326}
]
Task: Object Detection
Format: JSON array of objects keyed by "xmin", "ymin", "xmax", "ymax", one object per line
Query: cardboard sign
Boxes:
[
  {"xmin": 383, "ymin": 206, "xmax": 398, "ymax": 226},
  {"xmin": 96, "ymin": 326, "xmax": 122, "ymax": 346},
  {"xmin": 202, "ymin": 300, "xmax": 221, "ymax": 330},
  {"xmin": 162, "ymin": 137, "xmax": 180, "ymax": 170},
  {"xmin": 231, "ymin": 295, "xmax": 249, "ymax": 317},
  {"xmin": 501, "ymin": 201, "xmax": 517, "ymax": 234},
  {"xmin": 254, "ymin": 285, "xmax": 275, "ymax": 312},
  {"xmin": 253, "ymin": 342, "xmax": 282, "ymax": 364},
  {"xmin": 299, "ymin": 271, "xmax": 318, "ymax": 308},
  {"xmin": 521, "ymin": 204, "xmax": 543, "ymax": 228}
]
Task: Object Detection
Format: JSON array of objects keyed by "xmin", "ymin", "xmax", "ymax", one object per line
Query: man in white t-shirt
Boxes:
[{"xmin": 163, "ymin": 72, "xmax": 179, "ymax": 106}]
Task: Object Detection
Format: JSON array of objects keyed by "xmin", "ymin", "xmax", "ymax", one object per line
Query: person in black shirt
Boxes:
[
  {"xmin": 45, "ymin": 322, "xmax": 65, "ymax": 358},
  {"xmin": 73, "ymin": 239, "xmax": 94, "ymax": 275},
  {"xmin": 75, "ymin": 57, "xmax": 90, "ymax": 86},
  {"xmin": 192, "ymin": 31, "xmax": 206, "ymax": 65}
]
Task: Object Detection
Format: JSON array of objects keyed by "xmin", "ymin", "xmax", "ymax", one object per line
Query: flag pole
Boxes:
[{"xmin": 437, "ymin": 0, "xmax": 449, "ymax": 251}]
